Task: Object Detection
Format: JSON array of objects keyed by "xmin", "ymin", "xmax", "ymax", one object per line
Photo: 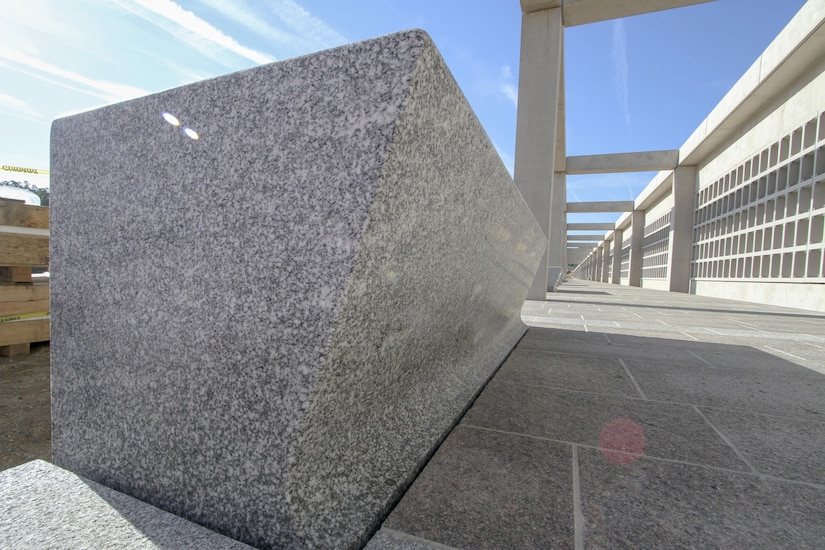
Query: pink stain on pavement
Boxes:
[{"xmin": 599, "ymin": 417, "xmax": 645, "ymax": 465}]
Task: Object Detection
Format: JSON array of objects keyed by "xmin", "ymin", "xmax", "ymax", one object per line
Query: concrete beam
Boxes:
[
  {"xmin": 615, "ymin": 211, "xmax": 632, "ymax": 231},
  {"xmin": 566, "ymin": 150, "xmax": 679, "ymax": 174},
  {"xmin": 567, "ymin": 201, "xmax": 634, "ymax": 213},
  {"xmin": 635, "ymin": 170, "xmax": 673, "ymax": 211},
  {"xmin": 568, "ymin": 222, "xmax": 615, "ymax": 230},
  {"xmin": 562, "ymin": 0, "xmax": 715, "ymax": 27},
  {"xmin": 521, "ymin": 0, "xmax": 561, "ymax": 13},
  {"xmin": 566, "ymin": 234, "xmax": 606, "ymax": 241}
]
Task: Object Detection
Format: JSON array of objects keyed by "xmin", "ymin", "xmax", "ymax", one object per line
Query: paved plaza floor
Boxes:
[{"xmin": 370, "ymin": 279, "xmax": 825, "ymax": 549}]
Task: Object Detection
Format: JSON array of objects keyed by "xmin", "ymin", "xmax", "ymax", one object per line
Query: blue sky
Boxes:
[{"xmin": 0, "ymin": 0, "xmax": 808, "ymax": 220}]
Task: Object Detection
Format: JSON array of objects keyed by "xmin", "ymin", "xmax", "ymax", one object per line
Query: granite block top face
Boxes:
[
  {"xmin": 0, "ymin": 460, "xmax": 253, "ymax": 549},
  {"xmin": 50, "ymin": 29, "xmax": 545, "ymax": 549}
]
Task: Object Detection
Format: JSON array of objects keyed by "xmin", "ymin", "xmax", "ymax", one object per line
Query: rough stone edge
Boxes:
[
  {"xmin": 0, "ymin": 460, "xmax": 253, "ymax": 549},
  {"xmin": 287, "ymin": 30, "xmax": 545, "ymax": 549},
  {"xmin": 365, "ymin": 527, "xmax": 463, "ymax": 550}
]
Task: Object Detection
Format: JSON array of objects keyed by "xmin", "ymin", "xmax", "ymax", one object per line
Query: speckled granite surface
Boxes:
[
  {"xmin": 0, "ymin": 460, "xmax": 253, "ymax": 549},
  {"xmin": 50, "ymin": 30, "xmax": 545, "ymax": 549},
  {"xmin": 365, "ymin": 528, "xmax": 461, "ymax": 550}
]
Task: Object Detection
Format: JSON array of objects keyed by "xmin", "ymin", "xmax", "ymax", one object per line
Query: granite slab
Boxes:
[
  {"xmin": 383, "ymin": 426, "xmax": 575, "ymax": 549},
  {"xmin": 699, "ymin": 408, "xmax": 825, "ymax": 484},
  {"xmin": 623, "ymin": 358, "xmax": 825, "ymax": 418},
  {"xmin": 462, "ymin": 380, "xmax": 748, "ymax": 469},
  {"xmin": 365, "ymin": 529, "xmax": 462, "ymax": 550},
  {"xmin": 50, "ymin": 30, "xmax": 545, "ymax": 549},
  {"xmin": 577, "ymin": 446, "xmax": 825, "ymax": 549},
  {"xmin": 0, "ymin": 460, "xmax": 253, "ymax": 549},
  {"xmin": 493, "ymin": 348, "xmax": 641, "ymax": 398}
]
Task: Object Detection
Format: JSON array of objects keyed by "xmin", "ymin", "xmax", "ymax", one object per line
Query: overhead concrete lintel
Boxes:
[
  {"xmin": 566, "ymin": 201, "xmax": 634, "ymax": 213},
  {"xmin": 565, "ymin": 150, "xmax": 679, "ymax": 175},
  {"xmin": 568, "ymin": 222, "xmax": 614, "ymax": 230},
  {"xmin": 562, "ymin": 0, "xmax": 715, "ymax": 27},
  {"xmin": 521, "ymin": 0, "xmax": 561, "ymax": 13},
  {"xmin": 567, "ymin": 234, "xmax": 607, "ymax": 241}
]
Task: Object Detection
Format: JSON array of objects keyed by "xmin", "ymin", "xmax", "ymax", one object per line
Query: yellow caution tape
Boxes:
[
  {"xmin": 0, "ymin": 311, "xmax": 49, "ymax": 323},
  {"xmin": 1, "ymin": 165, "xmax": 50, "ymax": 176}
]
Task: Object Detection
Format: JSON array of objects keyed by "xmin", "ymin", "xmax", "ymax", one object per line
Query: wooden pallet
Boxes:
[{"xmin": 0, "ymin": 199, "xmax": 49, "ymax": 357}]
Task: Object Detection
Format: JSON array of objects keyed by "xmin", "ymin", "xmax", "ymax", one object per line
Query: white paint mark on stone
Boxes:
[
  {"xmin": 687, "ymin": 350, "xmax": 717, "ymax": 369},
  {"xmin": 764, "ymin": 345, "xmax": 806, "ymax": 361},
  {"xmin": 618, "ymin": 358, "xmax": 647, "ymax": 400}
]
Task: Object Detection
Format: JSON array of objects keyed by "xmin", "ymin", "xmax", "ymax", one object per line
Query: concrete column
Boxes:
[
  {"xmin": 592, "ymin": 256, "xmax": 597, "ymax": 280},
  {"xmin": 628, "ymin": 210, "xmax": 645, "ymax": 287},
  {"xmin": 601, "ymin": 240, "xmax": 611, "ymax": 282},
  {"xmin": 611, "ymin": 229, "xmax": 623, "ymax": 284},
  {"xmin": 513, "ymin": 7, "xmax": 563, "ymax": 300},
  {"xmin": 562, "ymin": 208, "xmax": 568, "ymax": 272},
  {"xmin": 669, "ymin": 165, "xmax": 697, "ymax": 293},
  {"xmin": 547, "ymin": 171, "xmax": 566, "ymax": 291}
]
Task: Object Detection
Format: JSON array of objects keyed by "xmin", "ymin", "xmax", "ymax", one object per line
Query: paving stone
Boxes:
[
  {"xmin": 700, "ymin": 408, "xmax": 825, "ymax": 484},
  {"xmin": 521, "ymin": 326, "xmax": 612, "ymax": 344},
  {"xmin": 462, "ymin": 381, "xmax": 747, "ymax": 470},
  {"xmin": 625, "ymin": 359, "xmax": 825, "ymax": 418},
  {"xmin": 384, "ymin": 426, "xmax": 574, "ymax": 550},
  {"xmin": 495, "ymin": 349, "xmax": 640, "ymax": 398},
  {"xmin": 365, "ymin": 529, "xmax": 461, "ymax": 550},
  {"xmin": 577, "ymin": 446, "xmax": 825, "ymax": 549},
  {"xmin": 518, "ymin": 336, "xmax": 712, "ymax": 366}
]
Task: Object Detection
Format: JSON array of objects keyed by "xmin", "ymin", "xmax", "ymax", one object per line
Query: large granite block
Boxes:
[
  {"xmin": 50, "ymin": 30, "xmax": 545, "ymax": 549},
  {"xmin": 0, "ymin": 460, "xmax": 253, "ymax": 549}
]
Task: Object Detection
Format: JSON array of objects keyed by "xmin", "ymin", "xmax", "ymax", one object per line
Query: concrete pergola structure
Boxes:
[
  {"xmin": 513, "ymin": 0, "xmax": 714, "ymax": 299},
  {"xmin": 568, "ymin": 0, "xmax": 825, "ymax": 312}
]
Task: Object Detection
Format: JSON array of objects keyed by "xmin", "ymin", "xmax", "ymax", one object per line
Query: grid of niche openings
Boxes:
[
  {"xmin": 620, "ymin": 237, "xmax": 631, "ymax": 280},
  {"xmin": 642, "ymin": 212, "xmax": 671, "ymax": 279},
  {"xmin": 692, "ymin": 112, "xmax": 825, "ymax": 281}
]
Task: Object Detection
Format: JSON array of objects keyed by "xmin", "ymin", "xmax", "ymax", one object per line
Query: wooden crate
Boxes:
[{"xmin": 0, "ymin": 198, "xmax": 49, "ymax": 356}]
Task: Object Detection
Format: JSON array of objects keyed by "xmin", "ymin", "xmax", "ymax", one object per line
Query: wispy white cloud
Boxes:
[
  {"xmin": 612, "ymin": 20, "xmax": 631, "ymax": 131},
  {"xmin": 499, "ymin": 65, "xmax": 518, "ymax": 108},
  {"xmin": 0, "ymin": 91, "xmax": 44, "ymax": 122},
  {"xmin": 196, "ymin": 0, "xmax": 294, "ymax": 44},
  {"xmin": 568, "ymin": 188, "xmax": 583, "ymax": 202},
  {"xmin": 268, "ymin": 0, "xmax": 348, "ymax": 52},
  {"xmin": 0, "ymin": 46, "xmax": 151, "ymax": 102},
  {"xmin": 113, "ymin": 0, "xmax": 275, "ymax": 66}
]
